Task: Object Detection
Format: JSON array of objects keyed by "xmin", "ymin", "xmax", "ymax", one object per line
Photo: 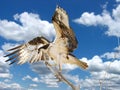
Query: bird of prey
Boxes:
[{"xmin": 5, "ymin": 6, "xmax": 88, "ymax": 71}]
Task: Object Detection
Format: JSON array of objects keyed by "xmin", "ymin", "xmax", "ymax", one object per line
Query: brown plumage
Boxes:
[{"xmin": 5, "ymin": 6, "xmax": 88, "ymax": 70}]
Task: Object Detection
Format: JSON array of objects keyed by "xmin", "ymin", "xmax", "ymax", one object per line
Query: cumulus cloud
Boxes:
[
  {"xmin": 40, "ymin": 74, "xmax": 59, "ymax": 87},
  {"xmin": 83, "ymin": 55, "xmax": 120, "ymax": 75},
  {"xmin": 83, "ymin": 56, "xmax": 104, "ymax": 72},
  {"xmin": 114, "ymin": 45, "xmax": 120, "ymax": 51},
  {"xmin": 0, "ymin": 73, "xmax": 12, "ymax": 79},
  {"xmin": 29, "ymin": 84, "xmax": 38, "ymax": 87},
  {"xmin": 101, "ymin": 52, "xmax": 120, "ymax": 59},
  {"xmin": 80, "ymin": 55, "xmax": 120, "ymax": 90},
  {"xmin": 22, "ymin": 74, "xmax": 59, "ymax": 88},
  {"xmin": 31, "ymin": 62, "xmax": 51, "ymax": 75},
  {"xmin": 22, "ymin": 75, "xmax": 40, "ymax": 83},
  {"xmin": 30, "ymin": 62, "xmax": 61, "ymax": 87},
  {"xmin": 64, "ymin": 74, "xmax": 80, "ymax": 85},
  {"xmin": 73, "ymin": 4, "xmax": 120, "ymax": 37},
  {"xmin": 0, "ymin": 82, "xmax": 24, "ymax": 90},
  {"xmin": 0, "ymin": 50, "xmax": 13, "ymax": 79},
  {"xmin": 30, "ymin": 60, "xmax": 80, "ymax": 88},
  {"xmin": 74, "ymin": 12, "xmax": 103, "ymax": 26},
  {"xmin": 73, "ymin": 6, "xmax": 120, "ymax": 90},
  {"xmin": 0, "ymin": 12, "xmax": 55, "ymax": 42},
  {"xmin": 0, "ymin": 49, "xmax": 25, "ymax": 90},
  {"xmin": 31, "ymin": 61, "xmax": 78, "ymax": 75},
  {"xmin": 22, "ymin": 75, "xmax": 32, "ymax": 80},
  {"xmin": 101, "ymin": 45, "xmax": 120, "ymax": 59},
  {"xmin": 4, "ymin": 79, "xmax": 11, "ymax": 83}
]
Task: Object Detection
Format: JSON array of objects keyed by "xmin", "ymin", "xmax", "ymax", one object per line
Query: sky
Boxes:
[{"xmin": 0, "ymin": 0, "xmax": 120, "ymax": 90}]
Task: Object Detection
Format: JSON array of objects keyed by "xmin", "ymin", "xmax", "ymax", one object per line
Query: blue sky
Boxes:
[{"xmin": 0, "ymin": 0, "xmax": 120, "ymax": 90}]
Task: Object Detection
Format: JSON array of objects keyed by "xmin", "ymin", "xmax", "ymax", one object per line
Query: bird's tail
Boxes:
[{"xmin": 62, "ymin": 54, "xmax": 88, "ymax": 69}]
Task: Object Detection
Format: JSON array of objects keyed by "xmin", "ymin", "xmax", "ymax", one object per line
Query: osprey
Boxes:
[{"xmin": 5, "ymin": 6, "xmax": 88, "ymax": 71}]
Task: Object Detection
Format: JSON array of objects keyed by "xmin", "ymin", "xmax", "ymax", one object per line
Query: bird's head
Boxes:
[{"xmin": 52, "ymin": 5, "xmax": 69, "ymax": 28}]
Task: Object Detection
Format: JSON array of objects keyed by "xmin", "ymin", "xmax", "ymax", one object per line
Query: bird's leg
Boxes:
[
  {"xmin": 59, "ymin": 54, "xmax": 62, "ymax": 72},
  {"xmin": 57, "ymin": 54, "xmax": 60, "ymax": 71},
  {"xmin": 57, "ymin": 53, "xmax": 62, "ymax": 72}
]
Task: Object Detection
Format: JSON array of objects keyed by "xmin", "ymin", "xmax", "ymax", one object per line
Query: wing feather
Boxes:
[
  {"xmin": 52, "ymin": 7, "xmax": 78, "ymax": 52},
  {"xmin": 7, "ymin": 45, "xmax": 23, "ymax": 51},
  {"xmin": 30, "ymin": 52, "xmax": 38, "ymax": 63},
  {"xmin": 5, "ymin": 37, "xmax": 50, "ymax": 65}
]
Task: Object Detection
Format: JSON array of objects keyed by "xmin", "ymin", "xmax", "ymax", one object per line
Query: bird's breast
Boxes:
[{"xmin": 48, "ymin": 43, "xmax": 68, "ymax": 59}]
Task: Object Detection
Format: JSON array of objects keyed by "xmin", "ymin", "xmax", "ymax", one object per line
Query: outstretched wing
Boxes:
[
  {"xmin": 5, "ymin": 37, "xmax": 50, "ymax": 65},
  {"xmin": 52, "ymin": 6, "xmax": 88, "ymax": 69},
  {"xmin": 52, "ymin": 6, "xmax": 78, "ymax": 52}
]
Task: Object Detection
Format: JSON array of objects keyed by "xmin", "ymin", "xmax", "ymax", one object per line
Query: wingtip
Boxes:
[
  {"xmin": 9, "ymin": 60, "xmax": 17, "ymax": 65},
  {"xmin": 4, "ymin": 55, "xmax": 8, "ymax": 57},
  {"xmin": 7, "ymin": 45, "xmax": 23, "ymax": 51},
  {"xmin": 5, "ymin": 60, "xmax": 9, "ymax": 62}
]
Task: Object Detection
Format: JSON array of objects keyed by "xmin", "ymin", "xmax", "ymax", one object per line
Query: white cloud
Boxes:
[
  {"xmin": 80, "ymin": 71, "xmax": 120, "ymax": 90},
  {"xmin": 31, "ymin": 62, "xmax": 51, "ymax": 75},
  {"xmin": 40, "ymin": 74, "xmax": 59, "ymax": 88},
  {"xmin": 32, "ymin": 77, "xmax": 39, "ymax": 83},
  {"xmin": 30, "ymin": 60, "xmax": 80, "ymax": 88},
  {"xmin": 114, "ymin": 45, "xmax": 120, "ymax": 51},
  {"xmin": 113, "ymin": 5, "xmax": 120, "ymax": 21},
  {"xmin": 106, "ymin": 60, "xmax": 120, "ymax": 74},
  {"xmin": 0, "ymin": 12, "xmax": 55, "ymax": 42},
  {"xmin": 0, "ymin": 50, "xmax": 25, "ymax": 90},
  {"xmin": 22, "ymin": 75, "xmax": 40, "ymax": 83},
  {"xmin": 101, "ymin": 45, "xmax": 120, "ymax": 59},
  {"xmin": 0, "ymin": 73, "xmax": 12, "ymax": 79},
  {"xmin": 74, "ymin": 12, "xmax": 103, "ymax": 26},
  {"xmin": 74, "ymin": 5, "xmax": 120, "ymax": 37},
  {"xmin": 101, "ymin": 52, "xmax": 120, "ymax": 59},
  {"xmin": 0, "ymin": 50, "xmax": 12, "ymax": 79},
  {"xmin": 22, "ymin": 75, "xmax": 32, "ymax": 80},
  {"xmin": 83, "ymin": 55, "xmax": 120, "ymax": 75},
  {"xmin": 0, "ymin": 50, "xmax": 9, "ymax": 64},
  {"xmin": 0, "ymin": 82, "xmax": 25, "ymax": 90},
  {"xmin": 62, "ymin": 64, "xmax": 78, "ymax": 72},
  {"xmin": 29, "ymin": 84, "xmax": 38, "ymax": 87},
  {"xmin": 116, "ymin": 0, "xmax": 120, "ymax": 2},
  {"xmin": 31, "ymin": 61, "xmax": 78, "ymax": 76},
  {"xmin": 30, "ymin": 62, "xmax": 79, "ymax": 88},
  {"xmin": 22, "ymin": 74, "xmax": 59, "ymax": 88},
  {"xmin": 80, "ymin": 55, "xmax": 120, "ymax": 90},
  {"xmin": 64, "ymin": 74, "xmax": 80, "ymax": 85},
  {"xmin": 82, "ymin": 56, "xmax": 104, "ymax": 72},
  {"xmin": 4, "ymin": 79, "xmax": 11, "ymax": 83},
  {"xmin": 101, "ymin": 2, "xmax": 108, "ymax": 10}
]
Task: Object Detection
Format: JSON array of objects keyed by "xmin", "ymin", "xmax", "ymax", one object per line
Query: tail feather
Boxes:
[{"xmin": 62, "ymin": 54, "xmax": 88, "ymax": 69}]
